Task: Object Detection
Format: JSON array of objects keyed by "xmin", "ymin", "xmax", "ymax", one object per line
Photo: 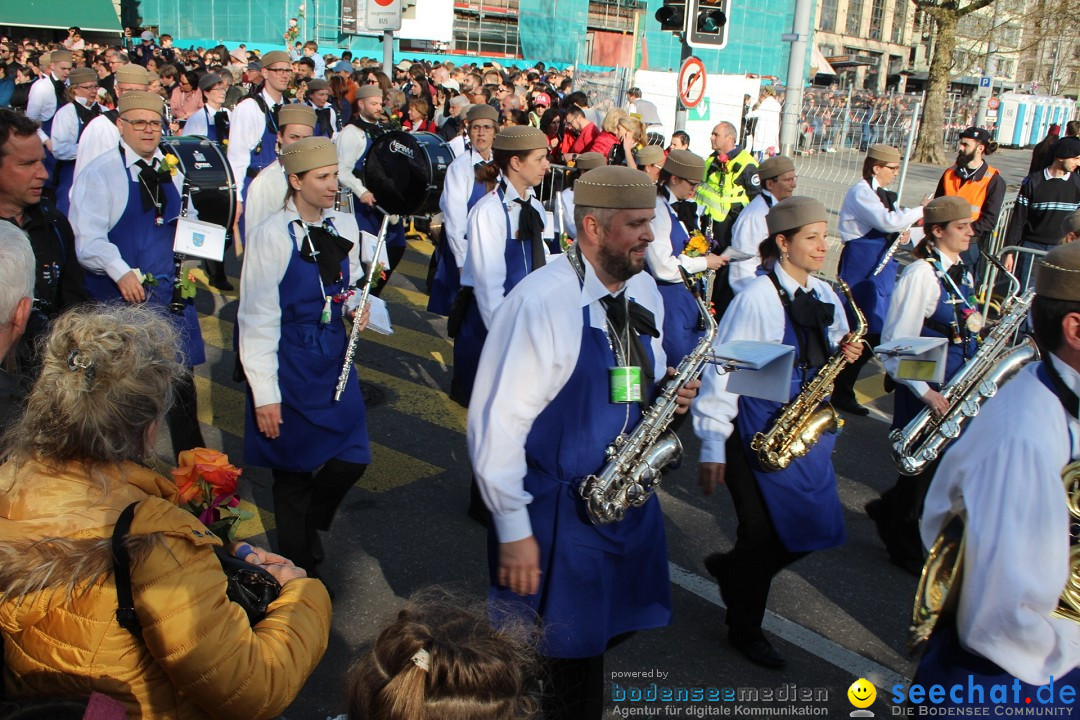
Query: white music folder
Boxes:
[
  {"xmin": 173, "ymin": 217, "xmax": 227, "ymax": 261},
  {"xmin": 361, "ymin": 230, "xmax": 391, "ymax": 269},
  {"xmin": 711, "ymin": 340, "xmax": 796, "ymax": 404},
  {"xmin": 874, "ymin": 337, "xmax": 948, "ymax": 384}
]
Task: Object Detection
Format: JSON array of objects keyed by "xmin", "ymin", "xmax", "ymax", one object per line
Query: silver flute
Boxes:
[
  {"xmin": 871, "ymin": 222, "xmax": 915, "ymax": 276},
  {"xmin": 333, "ymin": 209, "xmax": 390, "ymax": 402}
]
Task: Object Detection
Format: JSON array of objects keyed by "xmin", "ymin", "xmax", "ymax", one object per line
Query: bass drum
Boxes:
[
  {"xmin": 362, "ymin": 131, "xmax": 453, "ymax": 217},
  {"xmin": 160, "ymin": 135, "xmax": 237, "ymax": 230}
]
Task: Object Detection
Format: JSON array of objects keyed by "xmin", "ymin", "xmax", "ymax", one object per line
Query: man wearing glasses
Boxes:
[
  {"xmin": 69, "ymin": 91, "xmax": 206, "ymax": 455},
  {"xmin": 72, "ymin": 64, "xmax": 151, "ymax": 184}
]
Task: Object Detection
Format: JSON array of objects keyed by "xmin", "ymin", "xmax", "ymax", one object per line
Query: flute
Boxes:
[{"xmin": 871, "ymin": 222, "xmax": 915, "ymax": 276}]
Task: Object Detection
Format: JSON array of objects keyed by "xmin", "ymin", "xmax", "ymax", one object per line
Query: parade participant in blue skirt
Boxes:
[
  {"xmin": 238, "ymin": 136, "xmax": 371, "ymax": 583},
  {"xmin": 70, "ymin": 90, "xmax": 205, "ymax": 457},
  {"xmin": 48, "ymin": 68, "xmax": 102, "ymax": 216},
  {"xmin": 833, "ymin": 144, "xmax": 928, "ymax": 415},
  {"xmin": 866, "ymin": 196, "xmax": 980, "ymax": 574},
  {"xmin": 26, "ymin": 50, "xmax": 72, "ymax": 183},
  {"xmin": 470, "ymin": 165, "xmax": 699, "ymax": 720},
  {"xmin": 71, "ymin": 65, "xmax": 151, "ymax": 182},
  {"xmin": 914, "ymin": 242, "xmax": 1080, "ymax": 709},
  {"xmin": 695, "ymin": 196, "xmax": 863, "ymax": 669},
  {"xmin": 181, "ymin": 73, "xmax": 231, "ymax": 143},
  {"xmin": 647, "ymin": 149, "xmax": 726, "ymax": 365}
]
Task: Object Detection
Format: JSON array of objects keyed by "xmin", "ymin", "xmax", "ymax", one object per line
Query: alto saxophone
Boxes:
[
  {"xmin": 579, "ymin": 265, "xmax": 718, "ymax": 525},
  {"xmin": 751, "ymin": 280, "xmax": 866, "ymax": 472}
]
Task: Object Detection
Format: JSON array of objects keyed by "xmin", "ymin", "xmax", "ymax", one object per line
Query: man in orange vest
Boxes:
[{"xmin": 934, "ymin": 126, "xmax": 1006, "ymax": 278}]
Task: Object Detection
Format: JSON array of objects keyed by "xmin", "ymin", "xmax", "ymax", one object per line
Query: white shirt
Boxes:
[
  {"xmin": 448, "ymin": 134, "xmax": 467, "ymax": 158},
  {"xmin": 556, "ymin": 187, "xmax": 577, "ymax": 240},
  {"xmin": 467, "ymin": 252, "xmax": 667, "ymax": 543},
  {"xmin": 26, "ymin": 74, "xmax": 61, "ymax": 125},
  {"xmin": 728, "ymin": 190, "xmax": 774, "ymax": 293},
  {"xmin": 227, "ymin": 90, "xmax": 282, "ymax": 200},
  {"xmin": 49, "ymin": 99, "xmax": 101, "ymax": 161},
  {"xmin": 746, "ymin": 96, "xmax": 781, "ymax": 154},
  {"xmin": 838, "ymin": 178, "xmax": 922, "ymax": 243},
  {"xmin": 238, "ymin": 205, "xmax": 362, "ymax": 408},
  {"xmin": 72, "ymin": 114, "xmax": 121, "ymax": 185},
  {"xmin": 307, "ymin": 53, "xmax": 326, "ymax": 79},
  {"xmin": 70, "ymin": 140, "xmax": 187, "ymax": 282},
  {"xmin": 880, "ymin": 253, "xmax": 960, "ymax": 399},
  {"xmin": 439, "ymin": 147, "xmax": 491, "ymax": 268},
  {"xmin": 920, "ymin": 355, "xmax": 1080, "ymax": 685},
  {"xmin": 692, "ymin": 264, "xmax": 851, "ymax": 464},
  {"xmin": 244, "ymin": 160, "xmax": 289, "ymax": 231},
  {"xmin": 461, "ymin": 182, "xmax": 551, "ymax": 329},
  {"xmin": 334, "ymin": 123, "xmax": 371, "ymax": 200},
  {"xmin": 182, "ymin": 104, "xmax": 229, "ymax": 138},
  {"xmin": 647, "ymin": 194, "xmax": 709, "ymax": 283}
]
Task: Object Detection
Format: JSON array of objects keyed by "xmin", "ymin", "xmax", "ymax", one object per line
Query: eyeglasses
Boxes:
[
  {"xmin": 121, "ymin": 118, "xmax": 164, "ymax": 131},
  {"xmin": 884, "ymin": 164, "xmax": 900, "ymax": 171},
  {"xmin": 266, "ymin": 66, "xmax": 293, "ymax": 75},
  {"xmin": 471, "ymin": 123, "xmax": 497, "ymax": 132}
]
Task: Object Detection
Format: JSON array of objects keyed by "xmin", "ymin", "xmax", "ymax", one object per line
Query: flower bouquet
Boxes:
[{"xmin": 171, "ymin": 448, "xmax": 252, "ymax": 543}]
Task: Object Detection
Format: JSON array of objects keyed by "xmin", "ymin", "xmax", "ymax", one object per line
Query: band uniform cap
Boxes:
[
  {"xmin": 959, "ymin": 126, "xmax": 992, "ymax": 145},
  {"xmin": 198, "ymin": 72, "xmax": 223, "ymax": 91},
  {"xmin": 663, "ymin": 149, "xmax": 706, "ymax": 183},
  {"xmin": 633, "ymin": 144, "xmax": 665, "ymax": 167},
  {"xmin": 492, "ymin": 125, "xmax": 547, "ymax": 151},
  {"xmin": 67, "ymin": 68, "xmax": 98, "ymax": 85},
  {"xmin": 1034, "ymin": 242, "xmax": 1080, "ymax": 302},
  {"xmin": 356, "ymin": 85, "xmax": 383, "ymax": 100},
  {"xmin": 140, "ymin": 30, "xmax": 154, "ymax": 42},
  {"xmin": 1053, "ymin": 137, "xmax": 1080, "ymax": 160},
  {"xmin": 260, "ymin": 51, "xmax": 292, "ymax": 68},
  {"xmin": 114, "ymin": 64, "xmax": 150, "ymax": 85},
  {"xmin": 757, "ymin": 155, "xmax": 795, "ymax": 182},
  {"xmin": 923, "ymin": 196, "xmax": 972, "ymax": 226},
  {"xmin": 49, "ymin": 50, "xmax": 73, "ymax": 64},
  {"xmin": 306, "ymin": 78, "xmax": 330, "ymax": 92},
  {"xmin": 1063, "ymin": 210, "xmax": 1080, "ymax": 237},
  {"xmin": 574, "ymin": 166, "xmax": 656, "ymax": 210},
  {"xmin": 866, "ymin": 143, "xmax": 902, "ymax": 164},
  {"xmin": 466, "ymin": 103, "xmax": 499, "ymax": 123},
  {"xmin": 277, "ymin": 103, "xmax": 317, "ymax": 129},
  {"xmin": 280, "ymin": 136, "xmax": 338, "ymax": 176},
  {"xmin": 117, "ymin": 91, "xmax": 164, "ymax": 115},
  {"xmin": 766, "ymin": 196, "xmax": 828, "ymax": 235},
  {"xmin": 575, "ymin": 152, "xmax": 606, "ymax": 171}
]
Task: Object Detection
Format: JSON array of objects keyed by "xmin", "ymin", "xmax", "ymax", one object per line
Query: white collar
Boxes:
[
  {"xmin": 120, "ymin": 140, "xmax": 162, "ymax": 169},
  {"xmin": 262, "ymin": 89, "xmax": 283, "ymax": 107},
  {"xmin": 870, "ymin": 178, "xmax": 884, "ymax": 191},
  {"xmin": 501, "ymin": 180, "xmax": 532, "ymax": 205},
  {"xmin": 1044, "ymin": 168, "xmax": 1073, "ymax": 182},
  {"xmin": 761, "ymin": 188, "xmax": 777, "ymax": 202},
  {"xmin": 775, "ymin": 261, "xmax": 814, "ymax": 295},
  {"xmin": 471, "ymin": 147, "xmax": 492, "ymax": 163},
  {"xmin": 578, "ymin": 250, "xmax": 627, "ymax": 309}
]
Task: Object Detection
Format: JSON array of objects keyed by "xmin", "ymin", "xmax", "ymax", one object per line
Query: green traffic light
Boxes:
[{"xmin": 697, "ymin": 9, "xmax": 725, "ymax": 33}]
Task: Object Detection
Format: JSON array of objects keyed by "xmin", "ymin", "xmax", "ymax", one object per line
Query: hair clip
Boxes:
[
  {"xmin": 67, "ymin": 348, "xmax": 95, "ymax": 384},
  {"xmin": 410, "ymin": 648, "xmax": 430, "ymax": 672}
]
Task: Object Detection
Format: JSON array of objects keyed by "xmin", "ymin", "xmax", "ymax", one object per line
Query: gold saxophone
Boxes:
[{"xmin": 750, "ymin": 280, "xmax": 866, "ymax": 472}]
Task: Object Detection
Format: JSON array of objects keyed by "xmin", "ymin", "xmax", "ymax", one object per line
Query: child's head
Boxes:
[{"xmin": 346, "ymin": 590, "xmax": 540, "ymax": 720}]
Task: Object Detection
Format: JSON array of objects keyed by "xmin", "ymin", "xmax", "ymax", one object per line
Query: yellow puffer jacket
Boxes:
[{"xmin": 0, "ymin": 457, "xmax": 333, "ymax": 719}]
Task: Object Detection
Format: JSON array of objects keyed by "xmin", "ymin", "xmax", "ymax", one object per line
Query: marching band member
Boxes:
[
  {"xmin": 833, "ymin": 144, "xmax": 927, "ymax": 416},
  {"xmin": 72, "ymin": 64, "xmax": 151, "ymax": 183},
  {"xmin": 428, "ymin": 103, "xmax": 499, "ymax": 316},
  {"xmin": 181, "ymin": 72, "xmax": 230, "ymax": 142},
  {"xmin": 238, "ymin": 136, "xmax": 371, "ymax": 585},
  {"xmin": 48, "ymin": 67, "xmax": 101, "ymax": 216},
  {"xmin": 634, "ymin": 144, "xmax": 666, "ymax": 183},
  {"xmin": 727, "ymin": 155, "xmax": 798, "ymax": 296},
  {"xmin": 452, "ymin": 125, "xmax": 551, "ymax": 406},
  {"xmin": 26, "ymin": 50, "xmax": 72, "ymax": 177},
  {"xmin": 469, "ymin": 165, "xmax": 694, "ymax": 720},
  {"xmin": 555, "ymin": 152, "xmax": 606, "ymax": 243},
  {"xmin": 242, "ymin": 104, "xmax": 316, "ymax": 231},
  {"xmin": 70, "ymin": 91, "xmax": 205, "ymax": 456},
  {"xmin": 914, "ymin": 242, "xmax": 1080, "ymax": 708},
  {"xmin": 647, "ymin": 149, "xmax": 725, "ymax": 364},
  {"xmin": 304, "ymin": 79, "xmax": 340, "ymax": 139},
  {"xmin": 866, "ymin": 196, "xmax": 979, "ymax": 574},
  {"xmin": 694, "ymin": 196, "xmax": 862, "ymax": 669}
]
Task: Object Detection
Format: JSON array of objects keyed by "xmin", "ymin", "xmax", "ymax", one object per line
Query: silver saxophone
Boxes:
[
  {"xmin": 579, "ymin": 263, "xmax": 719, "ymax": 525},
  {"xmin": 889, "ymin": 252, "xmax": 1038, "ymax": 475},
  {"xmin": 333, "ymin": 210, "xmax": 389, "ymax": 402}
]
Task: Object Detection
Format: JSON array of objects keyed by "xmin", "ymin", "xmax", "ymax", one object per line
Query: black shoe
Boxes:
[
  {"xmin": 728, "ymin": 632, "xmax": 787, "ymax": 669},
  {"xmin": 703, "ymin": 552, "xmax": 733, "ymax": 608},
  {"xmin": 210, "ymin": 276, "xmax": 234, "ymax": 291},
  {"xmin": 889, "ymin": 554, "xmax": 925, "ymax": 577},
  {"xmin": 832, "ymin": 394, "xmax": 870, "ymax": 416}
]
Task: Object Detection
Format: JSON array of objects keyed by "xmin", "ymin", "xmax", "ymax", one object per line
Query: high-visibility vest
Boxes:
[
  {"xmin": 941, "ymin": 165, "xmax": 999, "ymax": 221},
  {"xmin": 696, "ymin": 147, "xmax": 758, "ymax": 222}
]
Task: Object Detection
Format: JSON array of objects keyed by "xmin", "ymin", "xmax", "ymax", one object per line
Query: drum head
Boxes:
[
  {"xmin": 363, "ymin": 131, "xmax": 452, "ymax": 216},
  {"xmin": 160, "ymin": 136, "xmax": 236, "ymax": 229}
]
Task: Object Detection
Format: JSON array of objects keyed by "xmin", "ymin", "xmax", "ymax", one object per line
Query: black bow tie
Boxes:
[
  {"xmin": 314, "ymin": 106, "xmax": 332, "ymax": 133},
  {"xmin": 601, "ymin": 293, "xmax": 659, "ymax": 401},
  {"xmin": 213, "ymin": 109, "xmax": 230, "ymax": 140},
  {"xmin": 874, "ymin": 185, "xmax": 897, "ymax": 211},
  {"xmin": 514, "ymin": 197, "xmax": 546, "ymax": 271},
  {"xmin": 791, "ymin": 288, "xmax": 833, "ymax": 368},
  {"xmin": 297, "ymin": 221, "xmax": 354, "ymax": 285},
  {"xmin": 135, "ymin": 159, "xmax": 161, "ymax": 214},
  {"xmin": 946, "ymin": 261, "xmax": 966, "ymax": 286}
]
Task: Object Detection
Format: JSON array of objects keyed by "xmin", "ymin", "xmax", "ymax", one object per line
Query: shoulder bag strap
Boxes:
[{"xmin": 111, "ymin": 502, "xmax": 143, "ymax": 638}]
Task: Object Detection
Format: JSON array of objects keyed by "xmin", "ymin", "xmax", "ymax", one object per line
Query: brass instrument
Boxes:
[
  {"xmin": 750, "ymin": 280, "xmax": 866, "ymax": 472},
  {"xmin": 1054, "ymin": 460, "xmax": 1080, "ymax": 622}
]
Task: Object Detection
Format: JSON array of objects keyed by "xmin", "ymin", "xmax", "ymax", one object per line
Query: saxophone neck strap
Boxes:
[{"xmin": 1042, "ymin": 358, "xmax": 1080, "ymax": 422}]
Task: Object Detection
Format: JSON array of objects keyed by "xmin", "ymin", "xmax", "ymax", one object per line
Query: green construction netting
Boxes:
[
  {"xmin": 517, "ymin": 0, "xmax": 589, "ymax": 67},
  {"xmin": 2, "ymin": 0, "xmax": 122, "ymax": 33}
]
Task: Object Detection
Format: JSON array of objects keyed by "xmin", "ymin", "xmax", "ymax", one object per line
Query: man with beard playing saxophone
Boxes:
[
  {"xmin": 468, "ymin": 166, "xmax": 699, "ymax": 720},
  {"xmin": 913, "ymin": 241, "xmax": 1080, "ymax": 710},
  {"xmin": 693, "ymin": 197, "xmax": 863, "ymax": 669}
]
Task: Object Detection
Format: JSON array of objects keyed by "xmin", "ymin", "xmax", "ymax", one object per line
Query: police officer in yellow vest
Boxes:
[{"xmin": 696, "ymin": 120, "xmax": 759, "ymax": 314}]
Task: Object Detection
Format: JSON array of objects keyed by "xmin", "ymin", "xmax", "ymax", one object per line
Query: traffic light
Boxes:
[
  {"xmin": 654, "ymin": 0, "xmax": 686, "ymax": 32},
  {"xmin": 687, "ymin": 0, "xmax": 729, "ymax": 49}
]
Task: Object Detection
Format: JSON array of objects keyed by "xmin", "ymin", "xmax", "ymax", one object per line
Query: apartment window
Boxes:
[
  {"xmin": 819, "ymin": 0, "xmax": 838, "ymax": 32},
  {"xmin": 869, "ymin": 0, "xmax": 886, "ymax": 40},
  {"xmin": 846, "ymin": 0, "xmax": 864, "ymax": 36},
  {"xmin": 890, "ymin": 0, "xmax": 906, "ymax": 43}
]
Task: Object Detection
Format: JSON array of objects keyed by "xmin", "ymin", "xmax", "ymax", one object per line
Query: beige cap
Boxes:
[
  {"xmin": 355, "ymin": 84, "xmax": 383, "ymax": 100},
  {"xmin": 278, "ymin": 103, "xmax": 317, "ymax": 129},
  {"xmin": 766, "ymin": 196, "xmax": 828, "ymax": 235},
  {"xmin": 466, "ymin": 103, "xmax": 499, "ymax": 123},
  {"xmin": 67, "ymin": 68, "xmax": 98, "ymax": 85},
  {"xmin": 575, "ymin": 152, "xmax": 606, "ymax": 171},
  {"xmin": 492, "ymin": 125, "xmax": 547, "ymax": 151},
  {"xmin": 663, "ymin": 149, "xmax": 706, "ymax": 183},
  {"xmin": 306, "ymin": 78, "xmax": 330, "ymax": 92},
  {"xmin": 1062, "ymin": 210, "xmax": 1080, "ymax": 237},
  {"xmin": 114, "ymin": 64, "xmax": 150, "ymax": 85},
  {"xmin": 757, "ymin": 155, "xmax": 795, "ymax": 182},
  {"xmin": 261, "ymin": 50, "xmax": 292, "ymax": 68},
  {"xmin": 146, "ymin": 70, "xmax": 159, "ymax": 84},
  {"xmin": 281, "ymin": 136, "xmax": 338, "ymax": 175},
  {"xmin": 633, "ymin": 144, "xmax": 665, "ymax": 167},
  {"xmin": 574, "ymin": 166, "xmax": 656, "ymax": 210},
  {"xmin": 1035, "ymin": 242, "xmax": 1080, "ymax": 302},
  {"xmin": 49, "ymin": 50, "xmax": 73, "ymax": 64},
  {"xmin": 867, "ymin": 144, "xmax": 902, "ymax": 164},
  {"xmin": 118, "ymin": 91, "xmax": 164, "ymax": 115},
  {"xmin": 923, "ymin": 196, "xmax": 972, "ymax": 226}
]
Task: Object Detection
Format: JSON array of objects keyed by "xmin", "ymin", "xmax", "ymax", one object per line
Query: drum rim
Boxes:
[{"xmin": 362, "ymin": 131, "xmax": 452, "ymax": 216}]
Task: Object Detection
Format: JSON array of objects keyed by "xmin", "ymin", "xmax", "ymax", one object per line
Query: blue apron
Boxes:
[
  {"xmin": 427, "ymin": 174, "xmax": 487, "ymax": 316},
  {"xmin": 892, "ymin": 262, "xmax": 978, "ymax": 430},
  {"xmin": 351, "ymin": 134, "xmax": 406, "ymax": 251},
  {"xmin": 243, "ymin": 219, "xmax": 370, "ymax": 472},
  {"xmin": 82, "ymin": 149, "xmax": 205, "ymax": 366},
  {"xmin": 653, "ymin": 198, "xmax": 704, "ymax": 365},
  {"xmin": 734, "ymin": 291, "xmax": 845, "ymax": 553},
  {"xmin": 489, "ymin": 303, "xmax": 671, "ymax": 658},
  {"xmin": 54, "ymin": 104, "xmax": 97, "ymax": 216},
  {"xmin": 201, "ymin": 107, "xmax": 222, "ymax": 143},
  {"xmin": 838, "ymin": 181, "xmax": 899, "ymax": 334},
  {"xmin": 452, "ymin": 190, "xmax": 543, "ymax": 403},
  {"xmin": 237, "ymin": 101, "xmax": 279, "ymax": 239}
]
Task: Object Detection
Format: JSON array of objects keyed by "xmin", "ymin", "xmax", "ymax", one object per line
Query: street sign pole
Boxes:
[
  {"xmin": 778, "ymin": 0, "xmax": 811, "ymax": 157},
  {"xmin": 675, "ymin": 38, "xmax": 692, "ymax": 132}
]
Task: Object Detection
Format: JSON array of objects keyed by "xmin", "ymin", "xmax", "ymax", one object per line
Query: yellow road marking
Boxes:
[{"xmin": 395, "ymin": 258, "xmax": 431, "ymax": 281}]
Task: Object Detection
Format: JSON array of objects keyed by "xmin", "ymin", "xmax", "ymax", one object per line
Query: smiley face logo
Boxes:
[{"xmin": 848, "ymin": 678, "xmax": 876, "ymax": 709}]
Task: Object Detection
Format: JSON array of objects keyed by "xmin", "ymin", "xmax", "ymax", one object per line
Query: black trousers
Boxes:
[
  {"xmin": 271, "ymin": 458, "xmax": 367, "ymax": 573},
  {"xmin": 874, "ymin": 459, "xmax": 939, "ymax": 564},
  {"xmin": 166, "ymin": 372, "xmax": 205, "ymax": 456},
  {"xmin": 833, "ymin": 332, "xmax": 880, "ymax": 402},
  {"xmin": 716, "ymin": 429, "xmax": 808, "ymax": 640}
]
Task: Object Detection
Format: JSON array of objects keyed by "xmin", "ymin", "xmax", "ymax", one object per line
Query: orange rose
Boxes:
[
  {"xmin": 173, "ymin": 448, "xmax": 242, "ymax": 498},
  {"xmin": 175, "ymin": 477, "xmax": 205, "ymax": 505}
]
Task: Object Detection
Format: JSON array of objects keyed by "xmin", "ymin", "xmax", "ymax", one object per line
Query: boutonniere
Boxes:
[
  {"xmin": 157, "ymin": 153, "xmax": 179, "ymax": 178},
  {"xmin": 559, "ymin": 232, "xmax": 574, "ymax": 252}
]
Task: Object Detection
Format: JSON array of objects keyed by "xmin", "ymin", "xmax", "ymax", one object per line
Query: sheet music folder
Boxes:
[
  {"xmin": 711, "ymin": 340, "xmax": 796, "ymax": 403},
  {"xmin": 874, "ymin": 337, "xmax": 948, "ymax": 383}
]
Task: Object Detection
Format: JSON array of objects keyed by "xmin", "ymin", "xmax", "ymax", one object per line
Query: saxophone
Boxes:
[
  {"xmin": 578, "ymin": 264, "xmax": 718, "ymax": 526},
  {"xmin": 751, "ymin": 280, "xmax": 866, "ymax": 472},
  {"xmin": 889, "ymin": 288, "xmax": 1038, "ymax": 476}
]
